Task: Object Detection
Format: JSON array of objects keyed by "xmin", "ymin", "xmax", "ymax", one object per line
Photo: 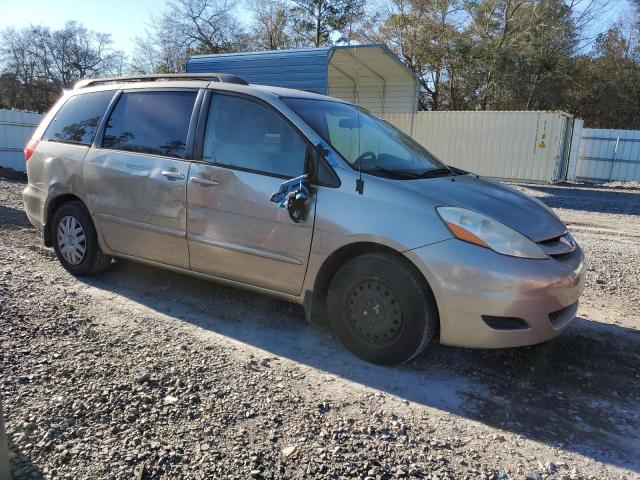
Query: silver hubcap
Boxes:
[{"xmin": 57, "ymin": 215, "xmax": 86, "ymax": 265}]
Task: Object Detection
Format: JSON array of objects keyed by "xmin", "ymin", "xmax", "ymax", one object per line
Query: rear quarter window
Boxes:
[
  {"xmin": 102, "ymin": 91, "xmax": 197, "ymax": 159},
  {"xmin": 42, "ymin": 90, "xmax": 115, "ymax": 145}
]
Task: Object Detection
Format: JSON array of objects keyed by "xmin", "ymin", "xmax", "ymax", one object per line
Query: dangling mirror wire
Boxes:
[{"xmin": 355, "ymin": 45, "xmax": 364, "ymax": 194}]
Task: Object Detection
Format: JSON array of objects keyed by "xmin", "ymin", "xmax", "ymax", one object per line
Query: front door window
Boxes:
[{"xmin": 203, "ymin": 94, "xmax": 306, "ymax": 178}]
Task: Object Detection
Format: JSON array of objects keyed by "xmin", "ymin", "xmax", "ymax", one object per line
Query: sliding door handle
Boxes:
[
  {"xmin": 190, "ymin": 176, "xmax": 219, "ymax": 187},
  {"xmin": 161, "ymin": 170, "xmax": 185, "ymax": 180}
]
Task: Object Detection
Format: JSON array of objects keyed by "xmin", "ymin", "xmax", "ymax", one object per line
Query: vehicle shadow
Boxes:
[
  {"xmin": 7, "ymin": 439, "xmax": 44, "ymax": 479},
  {"xmin": 520, "ymin": 184, "xmax": 640, "ymax": 215},
  {"xmin": 79, "ymin": 259, "xmax": 640, "ymax": 473},
  {"xmin": 0, "ymin": 205, "xmax": 31, "ymax": 229}
]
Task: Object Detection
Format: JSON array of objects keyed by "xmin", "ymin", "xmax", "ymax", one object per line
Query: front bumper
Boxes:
[{"xmin": 404, "ymin": 239, "xmax": 586, "ymax": 348}]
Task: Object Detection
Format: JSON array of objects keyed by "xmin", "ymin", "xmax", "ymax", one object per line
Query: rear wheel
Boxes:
[
  {"xmin": 327, "ymin": 252, "xmax": 438, "ymax": 365},
  {"xmin": 52, "ymin": 201, "xmax": 112, "ymax": 276}
]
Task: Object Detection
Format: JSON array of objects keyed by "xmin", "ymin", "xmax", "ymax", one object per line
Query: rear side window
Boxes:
[
  {"xmin": 42, "ymin": 90, "xmax": 114, "ymax": 145},
  {"xmin": 102, "ymin": 91, "xmax": 197, "ymax": 159}
]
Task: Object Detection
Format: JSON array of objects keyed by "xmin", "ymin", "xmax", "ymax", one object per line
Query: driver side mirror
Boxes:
[
  {"xmin": 270, "ymin": 143, "xmax": 338, "ymax": 223},
  {"xmin": 269, "ymin": 174, "xmax": 311, "ymax": 223}
]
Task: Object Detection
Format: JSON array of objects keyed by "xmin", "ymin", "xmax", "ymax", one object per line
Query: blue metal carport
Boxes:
[{"xmin": 186, "ymin": 44, "xmax": 418, "ymax": 114}]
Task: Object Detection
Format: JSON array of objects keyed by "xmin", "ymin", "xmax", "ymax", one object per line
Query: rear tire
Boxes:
[
  {"xmin": 327, "ymin": 252, "xmax": 438, "ymax": 365},
  {"xmin": 51, "ymin": 201, "xmax": 112, "ymax": 276}
]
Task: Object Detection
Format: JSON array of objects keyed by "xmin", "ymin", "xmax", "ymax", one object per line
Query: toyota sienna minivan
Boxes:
[{"xmin": 22, "ymin": 73, "xmax": 585, "ymax": 365}]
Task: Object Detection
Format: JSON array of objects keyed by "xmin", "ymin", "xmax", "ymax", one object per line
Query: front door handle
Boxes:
[
  {"xmin": 161, "ymin": 170, "xmax": 185, "ymax": 180},
  {"xmin": 190, "ymin": 176, "xmax": 219, "ymax": 187}
]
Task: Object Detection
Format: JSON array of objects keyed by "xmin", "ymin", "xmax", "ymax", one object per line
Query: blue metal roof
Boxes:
[
  {"xmin": 187, "ymin": 47, "xmax": 332, "ymax": 94},
  {"xmin": 186, "ymin": 44, "xmax": 416, "ymax": 95}
]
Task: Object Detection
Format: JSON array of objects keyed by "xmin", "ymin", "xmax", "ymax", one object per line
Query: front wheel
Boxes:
[
  {"xmin": 327, "ymin": 252, "xmax": 438, "ymax": 365},
  {"xmin": 52, "ymin": 201, "xmax": 112, "ymax": 276}
]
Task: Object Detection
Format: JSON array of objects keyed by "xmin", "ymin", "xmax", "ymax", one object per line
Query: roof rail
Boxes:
[{"xmin": 74, "ymin": 73, "xmax": 248, "ymax": 89}]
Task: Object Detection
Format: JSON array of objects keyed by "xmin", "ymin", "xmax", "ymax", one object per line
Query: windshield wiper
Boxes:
[
  {"xmin": 418, "ymin": 167, "xmax": 454, "ymax": 178},
  {"xmin": 368, "ymin": 165, "xmax": 423, "ymax": 179},
  {"xmin": 364, "ymin": 165, "xmax": 455, "ymax": 180}
]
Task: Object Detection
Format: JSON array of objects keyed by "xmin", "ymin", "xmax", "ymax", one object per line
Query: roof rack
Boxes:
[{"xmin": 74, "ymin": 73, "xmax": 248, "ymax": 89}]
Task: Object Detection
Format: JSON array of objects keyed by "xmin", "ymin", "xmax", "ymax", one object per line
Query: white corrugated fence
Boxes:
[
  {"xmin": 569, "ymin": 126, "xmax": 640, "ymax": 182},
  {"xmin": 0, "ymin": 109, "xmax": 44, "ymax": 172}
]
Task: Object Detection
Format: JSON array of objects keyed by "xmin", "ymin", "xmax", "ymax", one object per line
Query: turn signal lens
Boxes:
[{"xmin": 443, "ymin": 221, "xmax": 489, "ymax": 248}]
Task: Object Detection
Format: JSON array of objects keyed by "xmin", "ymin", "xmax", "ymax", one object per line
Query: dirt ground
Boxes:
[{"xmin": 1, "ymin": 177, "xmax": 639, "ymax": 480}]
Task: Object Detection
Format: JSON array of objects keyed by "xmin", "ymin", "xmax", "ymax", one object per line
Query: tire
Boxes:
[
  {"xmin": 51, "ymin": 201, "xmax": 112, "ymax": 276},
  {"xmin": 327, "ymin": 252, "xmax": 438, "ymax": 365}
]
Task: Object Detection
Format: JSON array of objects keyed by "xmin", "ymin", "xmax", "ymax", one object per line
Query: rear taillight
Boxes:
[{"xmin": 24, "ymin": 138, "xmax": 39, "ymax": 162}]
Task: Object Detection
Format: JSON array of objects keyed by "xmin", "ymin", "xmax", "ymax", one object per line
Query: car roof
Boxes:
[
  {"xmin": 245, "ymin": 84, "xmax": 349, "ymax": 103},
  {"xmin": 70, "ymin": 75, "xmax": 351, "ymax": 105}
]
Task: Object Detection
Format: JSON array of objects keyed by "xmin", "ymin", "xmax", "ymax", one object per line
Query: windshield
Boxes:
[{"xmin": 282, "ymin": 97, "xmax": 450, "ymax": 179}]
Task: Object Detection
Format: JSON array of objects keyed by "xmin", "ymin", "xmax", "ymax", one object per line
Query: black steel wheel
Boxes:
[
  {"xmin": 346, "ymin": 278, "xmax": 405, "ymax": 347},
  {"xmin": 327, "ymin": 252, "xmax": 438, "ymax": 365}
]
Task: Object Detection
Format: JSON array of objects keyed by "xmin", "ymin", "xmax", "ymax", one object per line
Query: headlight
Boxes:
[{"xmin": 437, "ymin": 206, "xmax": 547, "ymax": 259}]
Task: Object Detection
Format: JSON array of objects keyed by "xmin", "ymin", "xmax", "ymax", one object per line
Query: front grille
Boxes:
[{"xmin": 536, "ymin": 232, "xmax": 577, "ymax": 258}]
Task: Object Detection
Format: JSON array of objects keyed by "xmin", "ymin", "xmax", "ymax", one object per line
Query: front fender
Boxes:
[{"xmin": 300, "ymin": 169, "xmax": 454, "ymax": 304}]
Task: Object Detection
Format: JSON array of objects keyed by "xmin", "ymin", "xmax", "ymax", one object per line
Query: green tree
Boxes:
[
  {"xmin": 290, "ymin": 0, "xmax": 365, "ymax": 47},
  {"xmin": 469, "ymin": 0, "xmax": 578, "ymax": 110},
  {"xmin": 365, "ymin": 0, "xmax": 478, "ymax": 110},
  {"xmin": 568, "ymin": 26, "xmax": 640, "ymax": 128}
]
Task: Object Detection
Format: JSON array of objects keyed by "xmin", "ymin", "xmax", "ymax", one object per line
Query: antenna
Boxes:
[{"xmin": 354, "ymin": 45, "xmax": 364, "ymax": 195}]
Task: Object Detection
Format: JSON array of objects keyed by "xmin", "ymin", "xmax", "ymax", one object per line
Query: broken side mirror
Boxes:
[{"xmin": 269, "ymin": 174, "xmax": 311, "ymax": 223}]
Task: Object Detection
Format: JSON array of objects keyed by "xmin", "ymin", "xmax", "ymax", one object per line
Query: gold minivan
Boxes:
[{"xmin": 23, "ymin": 74, "xmax": 585, "ymax": 365}]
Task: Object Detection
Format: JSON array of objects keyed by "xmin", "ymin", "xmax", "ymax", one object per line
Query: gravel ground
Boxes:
[{"xmin": 1, "ymin": 177, "xmax": 639, "ymax": 480}]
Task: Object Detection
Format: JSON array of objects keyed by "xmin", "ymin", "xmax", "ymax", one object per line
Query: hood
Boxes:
[{"xmin": 402, "ymin": 174, "xmax": 566, "ymax": 242}]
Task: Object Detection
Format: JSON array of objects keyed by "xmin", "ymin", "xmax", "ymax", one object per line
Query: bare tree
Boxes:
[
  {"xmin": 132, "ymin": 21, "xmax": 191, "ymax": 74},
  {"xmin": 0, "ymin": 26, "xmax": 53, "ymax": 110},
  {"xmin": 246, "ymin": 0, "xmax": 295, "ymax": 49},
  {"xmin": 0, "ymin": 22, "xmax": 123, "ymax": 111},
  {"xmin": 166, "ymin": 0, "xmax": 247, "ymax": 53},
  {"xmin": 44, "ymin": 22, "xmax": 124, "ymax": 88},
  {"xmin": 132, "ymin": 0, "xmax": 248, "ymax": 73}
]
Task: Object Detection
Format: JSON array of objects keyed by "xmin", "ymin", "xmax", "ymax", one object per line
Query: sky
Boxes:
[
  {"xmin": 0, "ymin": 0, "xmax": 633, "ymax": 56},
  {"xmin": 0, "ymin": 0, "xmax": 252, "ymax": 54}
]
